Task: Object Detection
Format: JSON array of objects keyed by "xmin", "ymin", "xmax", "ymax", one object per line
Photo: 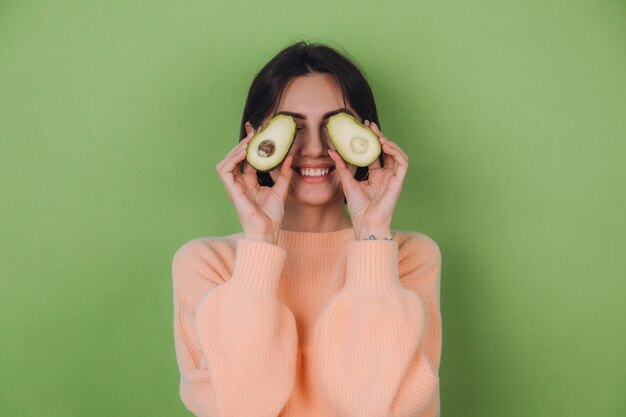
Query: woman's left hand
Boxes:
[{"xmin": 327, "ymin": 121, "xmax": 409, "ymax": 240}]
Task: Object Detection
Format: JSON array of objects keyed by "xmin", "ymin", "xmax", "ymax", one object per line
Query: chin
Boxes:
[{"xmin": 288, "ymin": 189, "xmax": 342, "ymax": 207}]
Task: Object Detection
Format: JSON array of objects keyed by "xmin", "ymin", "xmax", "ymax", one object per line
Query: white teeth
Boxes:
[{"xmin": 300, "ymin": 168, "xmax": 330, "ymax": 177}]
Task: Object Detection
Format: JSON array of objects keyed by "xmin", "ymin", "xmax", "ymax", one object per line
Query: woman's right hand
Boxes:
[{"xmin": 215, "ymin": 126, "xmax": 294, "ymax": 245}]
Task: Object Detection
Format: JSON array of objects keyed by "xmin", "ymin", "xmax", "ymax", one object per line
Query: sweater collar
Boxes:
[{"xmin": 277, "ymin": 227, "xmax": 355, "ymax": 249}]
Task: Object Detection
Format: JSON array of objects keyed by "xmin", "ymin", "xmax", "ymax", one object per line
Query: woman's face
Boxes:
[{"xmin": 263, "ymin": 72, "xmax": 359, "ymax": 207}]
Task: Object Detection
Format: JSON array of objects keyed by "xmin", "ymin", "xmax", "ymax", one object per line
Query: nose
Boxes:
[{"xmin": 296, "ymin": 126, "xmax": 330, "ymax": 158}]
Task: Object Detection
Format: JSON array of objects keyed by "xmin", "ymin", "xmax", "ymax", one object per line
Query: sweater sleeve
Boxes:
[
  {"xmin": 311, "ymin": 233, "xmax": 442, "ymax": 417},
  {"xmin": 171, "ymin": 238, "xmax": 298, "ymax": 417}
]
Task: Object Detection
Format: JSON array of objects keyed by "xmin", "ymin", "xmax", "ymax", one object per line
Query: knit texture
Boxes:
[{"xmin": 171, "ymin": 227, "xmax": 442, "ymax": 417}]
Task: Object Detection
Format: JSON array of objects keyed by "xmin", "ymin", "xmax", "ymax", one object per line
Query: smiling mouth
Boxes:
[{"xmin": 294, "ymin": 167, "xmax": 336, "ymax": 177}]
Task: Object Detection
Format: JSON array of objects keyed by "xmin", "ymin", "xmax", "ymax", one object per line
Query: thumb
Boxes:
[
  {"xmin": 329, "ymin": 149, "xmax": 357, "ymax": 196},
  {"xmin": 272, "ymin": 153, "xmax": 294, "ymax": 200}
]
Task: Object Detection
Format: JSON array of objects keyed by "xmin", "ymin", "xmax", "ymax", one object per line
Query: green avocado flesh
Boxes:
[
  {"xmin": 245, "ymin": 114, "xmax": 296, "ymax": 172},
  {"xmin": 326, "ymin": 112, "xmax": 381, "ymax": 167}
]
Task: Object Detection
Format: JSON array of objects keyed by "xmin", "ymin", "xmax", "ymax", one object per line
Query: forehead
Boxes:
[{"xmin": 276, "ymin": 73, "xmax": 352, "ymax": 115}]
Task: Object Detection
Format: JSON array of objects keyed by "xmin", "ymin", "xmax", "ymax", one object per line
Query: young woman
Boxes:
[{"xmin": 172, "ymin": 41, "xmax": 442, "ymax": 417}]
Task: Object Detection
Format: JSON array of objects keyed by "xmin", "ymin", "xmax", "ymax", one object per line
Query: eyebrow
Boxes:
[{"xmin": 274, "ymin": 107, "xmax": 356, "ymax": 121}]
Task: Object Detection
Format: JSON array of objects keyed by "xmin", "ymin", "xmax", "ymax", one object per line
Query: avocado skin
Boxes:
[
  {"xmin": 326, "ymin": 112, "xmax": 381, "ymax": 167},
  {"xmin": 245, "ymin": 114, "xmax": 296, "ymax": 172}
]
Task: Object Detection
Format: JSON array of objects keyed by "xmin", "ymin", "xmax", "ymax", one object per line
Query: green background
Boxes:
[{"xmin": 1, "ymin": 1, "xmax": 624, "ymax": 416}]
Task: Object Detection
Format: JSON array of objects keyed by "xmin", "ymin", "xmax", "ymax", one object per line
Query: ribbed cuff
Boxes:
[
  {"xmin": 344, "ymin": 239, "xmax": 401, "ymax": 290},
  {"xmin": 228, "ymin": 239, "xmax": 287, "ymax": 297}
]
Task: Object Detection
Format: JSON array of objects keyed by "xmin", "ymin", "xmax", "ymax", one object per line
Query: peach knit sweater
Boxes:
[{"xmin": 171, "ymin": 227, "xmax": 442, "ymax": 417}]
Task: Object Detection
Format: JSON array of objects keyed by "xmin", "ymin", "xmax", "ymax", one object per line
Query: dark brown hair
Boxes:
[{"xmin": 239, "ymin": 40, "xmax": 383, "ymax": 186}]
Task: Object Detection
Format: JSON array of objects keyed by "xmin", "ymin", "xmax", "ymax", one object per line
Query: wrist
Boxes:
[
  {"xmin": 355, "ymin": 227, "xmax": 393, "ymax": 241},
  {"xmin": 243, "ymin": 226, "xmax": 279, "ymax": 245}
]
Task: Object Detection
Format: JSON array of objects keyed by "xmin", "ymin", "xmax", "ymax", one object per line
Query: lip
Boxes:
[
  {"xmin": 293, "ymin": 163, "xmax": 334, "ymax": 169},
  {"xmin": 292, "ymin": 164, "xmax": 335, "ymax": 182}
]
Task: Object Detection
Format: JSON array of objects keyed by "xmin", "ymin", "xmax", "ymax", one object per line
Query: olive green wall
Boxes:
[{"xmin": 1, "ymin": 1, "xmax": 624, "ymax": 416}]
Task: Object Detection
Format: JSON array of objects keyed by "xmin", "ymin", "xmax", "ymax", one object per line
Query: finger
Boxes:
[
  {"xmin": 218, "ymin": 133, "xmax": 255, "ymax": 176},
  {"xmin": 368, "ymin": 122, "xmax": 390, "ymax": 151},
  {"xmin": 240, "ymin": 159, "xmax": 262, "ymax": 190},
  {"xmin": 365, "ymin": 121, "xmax": 386, "ymax": 171},
  {"xmin": 365, "ymin": 122, "xmax": 407, "ymax": 198},
  {"xmin": 214, "ymin": 134, "xmax": 261, "ymax": 214},
  {"xmin": 222, "ymin": 130, "xmax": 256, "ymax": 172},
  {"xmin": 328, "ymin": 149, "xmax": 358, "ymax": 195},
  {"xmin": 217, "ymin": 162, "xmax": 244, "ymax": 203},
  {"xmin": 368, "ymin": 146, "xmax": 383, "ymax": 170},
  {"xmin": 381, "ymin": 143, "xmax": 403, "ymax": 170},
  {"xmin": 272, "ymin": 153, "xmax": 294, "ymax": 199},
  {"xmin": 218, "ymin": 144, "xmax": 248, "ymax": 181},
  {"xmin": 375, "ymin": 131, "xmax": 407, "ymax": 160},
  {"xmin": 364, "ymin": 120, "xmax": 379, "ymax": 139},
  {"xmin": 380, "ymin": 136, "xmax": 408, "ymax": 156},
  {"xmin": 369, "ymin": 121, "xmax": 385, "ymax": 139},
  {"xmin": 242, "ymin": 155, "xmax": 256, "ymax": 175},
  {"xmin": 380, "ymin": 144, "xmax": 408, "ymax": 181},
  {"xmin": 225, "ymin": 131, "xmax": 255, "ymax": 160},
  {"xmin": 365, "ymin": 120, "xmax": 383, "ymax": 140},
  {"xmin": 381, "ymin": 141, "xmax": 409, "ymax": 166},
  {"xmin": 381, "ymin": 149, "xmax": 397, "ymax": 172},
  {"xmin": 238, "ymin": 142, "xmax": 264, "ymax": 189}
]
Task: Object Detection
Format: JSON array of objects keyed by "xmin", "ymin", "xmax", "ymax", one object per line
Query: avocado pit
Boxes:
[
  {"xmin": 257, "ymin": 139, "xmax": 276, "ymax": 158},
  {"xmin": 350, "ymin": 136, "xmax": 369, "ymax": 154}
]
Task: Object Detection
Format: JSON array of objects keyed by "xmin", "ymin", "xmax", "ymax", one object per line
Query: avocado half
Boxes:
[
  {"xmin": 326, "ymin": 112, "xmax": 381, "ymax": 167},
  {"xmin": 245, "ymin": 114, "xmax": 296, "ymax": 172}
]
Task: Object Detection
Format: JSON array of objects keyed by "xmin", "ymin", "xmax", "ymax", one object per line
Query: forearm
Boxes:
[{"xmin": 310, "ymin": 238, "xmax": 440, "ymax": 417}]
